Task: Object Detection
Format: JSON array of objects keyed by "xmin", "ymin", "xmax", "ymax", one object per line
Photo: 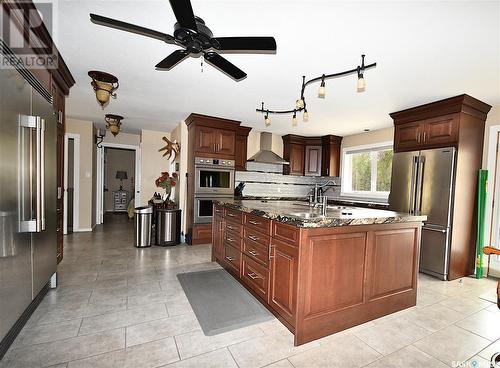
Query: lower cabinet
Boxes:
[
  {"xmin": 223, "ymin": 243, "xmax": 241, "ymax": 277},
  {"xmin": 211, "ymin": 214, "xmax": 224, "ymax": 260},
  {"xmin": 269, "ymin": 239, "xmax": 298, "ymax": 324},
  {"xmin": 242, "ymin": 255, "xmax": 269, "ymax": 301}
]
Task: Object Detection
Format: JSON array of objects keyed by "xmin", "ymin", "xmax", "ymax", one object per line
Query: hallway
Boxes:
[{"xmin": 1, "ymin": 215, "xmax": 500, "ymax": 367}]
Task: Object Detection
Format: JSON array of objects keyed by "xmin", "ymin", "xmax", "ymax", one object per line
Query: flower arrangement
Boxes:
[{"xmin": 155, "ymin": 171, "xmax": 178, "ymax": 201}]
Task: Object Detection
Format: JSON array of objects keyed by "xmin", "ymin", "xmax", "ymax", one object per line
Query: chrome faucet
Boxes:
[{"xmin": 310, "ymin": 180, "xmax": 336, "ymax": 206}]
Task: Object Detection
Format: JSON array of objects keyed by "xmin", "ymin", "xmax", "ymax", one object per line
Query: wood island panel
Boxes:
[{"xmin": 212, "ymin": 204, "xmax": 423, "ymax": 346}]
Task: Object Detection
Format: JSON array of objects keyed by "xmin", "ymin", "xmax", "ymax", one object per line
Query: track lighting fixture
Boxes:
[
  {"xmin": 303, "ymin": 109, "xmax": 309, "ymax": 122},
  {"xmin": 318, "ymin": 75, "xmax": 326, "ymax": 99},
  {"xmin": 257, "ymin": 54, "xmax": 376, "ymax": 127}
]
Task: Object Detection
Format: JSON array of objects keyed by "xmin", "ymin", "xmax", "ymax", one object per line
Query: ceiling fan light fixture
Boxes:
[
  {"xmin": 318, "ymin": 75, "xmax": 326, "ymax": 98},
  {"xmin": 88, "ymin": 71, "xmax": 119, "ymax": 108},
  {"xmin": 105, "ymin": 114, "xmax": 124, "ymax": 137},
  {"xmin": 303, "ymin": 109, "xmax": 309, "ymax": 122}
]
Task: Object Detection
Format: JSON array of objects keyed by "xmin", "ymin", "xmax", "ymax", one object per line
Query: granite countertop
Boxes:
[
  {"xmin": 235, "ymin": 196, "xmax": 389, "ymax": 209},
  {"xmin": 216, "ymin": 199, "xmax": 426, "ymax": 228}
]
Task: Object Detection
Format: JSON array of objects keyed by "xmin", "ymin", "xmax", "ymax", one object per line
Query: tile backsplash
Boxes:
[{"xmin": 235, "ymin": 165, "xmax": 340, "ymax": 198}]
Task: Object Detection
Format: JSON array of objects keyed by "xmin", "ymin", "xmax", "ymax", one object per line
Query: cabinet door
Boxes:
[
  {"xmin": 216, "ymin": 129, "xmax": 236, "ymax": 156},
  {"xmin": 289, "ymin": 144, "xmax": 305, "ymax": 176},
  {"xmin": 422, "ymin": 114, "xmax": 458, "ymax": 147},
  {"xmin": 305, "ymin": 146, "xmax": 322, "ymax": 176},
  {"xmin": 269, "ymin": 240, "xmax": 298, "ymax": 323},
  {"xmin": 212, "ymin": 214, "xmax": 224, "ymax": 260},
  {"xmin": 235, "ymin": 135, "xmax": 248, "ymax": 171},
  {"xmin": 322, "ymin": 140, "xmax": 341, "ymax": 177},
  {"xmin": 394, "ymin": 121, "xmax": 424, "ymax": 151},
  {"xmin": 195, "ymin": 126, "xmax": 216, "ymax": 154}
]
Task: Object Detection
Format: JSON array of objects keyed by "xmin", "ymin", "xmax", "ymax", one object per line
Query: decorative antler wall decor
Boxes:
[{"xmin": 158, "ymin": 136, "xmax": 180, "ymax": 163}]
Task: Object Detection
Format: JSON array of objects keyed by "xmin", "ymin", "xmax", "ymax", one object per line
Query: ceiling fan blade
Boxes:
[
  {"xmin": 155, "ymin": 50, "xmax": 189, "ymax": 69},
  {"xmin": 204, "ymin": 52, "xmax": 246, "ymax": 81},
  {"xmin": 168, "ymin": 0, "xmax": 198, "ymax": 31},
  {"xmin": 212, "ymin": 37, "xmax": 277, "ymax": 52},
  {"xmin": 90, "ymin": 13, "xmax": 175, "ymax": 43}
]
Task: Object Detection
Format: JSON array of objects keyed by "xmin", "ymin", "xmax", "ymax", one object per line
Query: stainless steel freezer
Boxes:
[
  {"xmin": 389, "ymin": 148, "xmax": 456, "ymax": 280},
  {"xmin": 0, "ymin": 46, "xmax": 57, "ymax": 352}
]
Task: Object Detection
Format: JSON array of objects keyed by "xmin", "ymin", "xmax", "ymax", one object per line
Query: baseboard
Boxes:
[
  {"xmin": 73, "ymin": 227, "xmax": 93, "ymax": 232},
  {"xmin": 0, "ymin": 283, "xmax": 49, "ymax": 359}
]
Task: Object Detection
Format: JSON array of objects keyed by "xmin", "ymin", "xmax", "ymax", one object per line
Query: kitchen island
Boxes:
[{"xmin": 212, "ymin": 200, "xmax": 426, "ymax": 345}]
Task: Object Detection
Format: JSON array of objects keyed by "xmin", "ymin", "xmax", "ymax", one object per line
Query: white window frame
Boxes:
[{"xmin": 340, "ymin": 141, "xmax": 393, "ymax": 201}]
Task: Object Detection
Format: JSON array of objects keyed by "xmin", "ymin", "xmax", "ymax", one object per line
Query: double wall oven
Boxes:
[{"xmin": 194, "ymin": 157, "xmax": 234, "ymax": 224}]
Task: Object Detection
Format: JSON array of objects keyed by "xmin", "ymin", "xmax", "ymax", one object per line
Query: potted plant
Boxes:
[{"xmin": 155, "ymin": 171, "xmax": 178, "ymax": 209}]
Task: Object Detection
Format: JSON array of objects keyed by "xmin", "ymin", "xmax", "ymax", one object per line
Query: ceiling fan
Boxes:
[{"xmin": 90, "ymin": 0, "xmax": 277, "ymax": 81}]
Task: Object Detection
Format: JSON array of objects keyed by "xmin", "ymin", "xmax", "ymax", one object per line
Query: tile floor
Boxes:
[{"xmin": 1, "ymin": 214, "xmax": 500, "ymax": 367}]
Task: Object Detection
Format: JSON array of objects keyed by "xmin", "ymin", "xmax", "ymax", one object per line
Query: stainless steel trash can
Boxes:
[
  {"xmin": 156, "ymin": 209, "xmax": 181, "ymax": 246},
  {"xmin": 134, "ymin": 206, "xmax": 153, "ymax": 248}
]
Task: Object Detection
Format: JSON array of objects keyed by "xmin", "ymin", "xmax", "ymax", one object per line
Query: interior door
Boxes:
[
  {"xmin": 0, "ymin": 68, "xmax": 33, "ymax": 341},
  {"xmin": 31, "ymin": 90, "xmax": 57, "ymax": 297},
  {"xmin": 388, "ymin": 151, "xmax": 418, "ymax": 213}
]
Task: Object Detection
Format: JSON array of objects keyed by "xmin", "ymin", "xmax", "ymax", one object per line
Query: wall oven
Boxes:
[
  {"xmin": 194, "ymin": 195, "xmax": 232, "ymax": 224},
  {"xmin": 195, "ymin": 157, "xmax": 235, "ymax": 195}
]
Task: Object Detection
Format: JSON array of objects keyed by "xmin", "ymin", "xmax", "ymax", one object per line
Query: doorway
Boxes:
[
  {"xmin": 63, "ymin": 133, "xmax": 79, "ymax": 234},
  {"xmin": 96, "ymin": 142, "xmax": 141, "ymax": 225}
]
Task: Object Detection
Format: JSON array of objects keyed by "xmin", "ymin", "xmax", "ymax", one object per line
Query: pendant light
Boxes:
[
  {"xmin": 303, "ymin": 109, "xmax": 309, "ymax": 122},
  {"xmin": 105, "ymin": 114, "xmax": 124, "ymax": 136},
  {"xmin": 292, "ymin": 111, "xmax": 297, "ymax": 127},
  {"xmin": 318, "ymin": 74, "xmax": 326, "ymax": 98},
  {"xmin": 357, "ymin": 67, "xmax": 365, "ymax": 92},
  {"xmin": 88, "ymin": 71, "xmax": 119, "ymax": 108}
]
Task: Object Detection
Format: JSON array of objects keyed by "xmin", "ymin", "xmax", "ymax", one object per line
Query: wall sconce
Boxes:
[
  {"xmin": 88, "ymin": 70, "xmax": 119, "ymax": 108},
  {"xmin": 95, "ymin": 128, "xmax": 106, "ymax": 148},
  {"xmin": 105, "ymin": 114, "xmax": 124, "ymax": 136}
]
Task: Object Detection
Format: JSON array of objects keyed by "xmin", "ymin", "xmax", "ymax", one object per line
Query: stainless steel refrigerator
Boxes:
[
  {"xmin": 0, "ymin": 48, "xmax": 57, "ymax": 351},
  {"xmin": 389, "ymin": 147, "xmax": 456, "ymax": 280}
]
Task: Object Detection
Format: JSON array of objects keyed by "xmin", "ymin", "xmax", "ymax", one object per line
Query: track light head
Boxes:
[
  {"xmin": 292, "ymin": 111, "xmax": 297, "ymax": 127},
  {"xmin": 296, "ymin": 98, "xmax": 305, "ymax": 109},
  {"xmin": 303, "ymin": 109, "xmax": 309, "ymax": 122},
  {"xmin": 357, "ymin": 67, "xmax": 365, "ymax": 92},
  {"xmin": 264, "ymin": 113, "xmax": 270, "ymax": 127},
  {"xmin": 318, "ymin": 75, "xmax": 326, "ymax": 98}
]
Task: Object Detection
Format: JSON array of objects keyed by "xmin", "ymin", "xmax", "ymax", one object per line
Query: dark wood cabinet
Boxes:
[
  {"xmin": 269, "ymin": 238, "xmax": 298, "ymax": 324},
  {"xmin": 217, "ymin": 129, "xmax": 236, "ymax": 156},
  {"xmin": 235, "ymin": 126, "xmax": 251, "ymax": 171},
  {"xmin": 193, "ymin": 126, "xmax": 236, "ymax": 156},
  {"xmin": 212, "ymin": 212, "xmax": 224, "ymax": 261},
  {"xmin": 195, "ymin": 126, "xmax": 217, "ymax": 154},
  {"xmin": 390, "ymin": 94, "xmax": 491, "ymax": 280},
  {"xmin": 283, "ymin": 134, "xmax": 342, "ymax": 177},
  {"xmin": 305, "ymin": 146, "xmax": 322, "ymax": 176}
]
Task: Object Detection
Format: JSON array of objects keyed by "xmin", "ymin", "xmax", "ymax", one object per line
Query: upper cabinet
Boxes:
[
  {"xmin": 186, "ymin": 114, "xmax": 241, "ymax": 159},
  {"xmin": 235, "ymin": 126, "xmax": 252, "ymax": 171},
  {"xmin": 283, "ymin": 134, "xmax": 342, "ymax": 177},
  {"xmin": 390, "ymin": 95, "xmax": 488, "ymax": 153}
]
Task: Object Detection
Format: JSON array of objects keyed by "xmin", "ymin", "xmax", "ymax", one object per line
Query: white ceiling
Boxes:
[{"xmin": 55, "ymin": 0, "xmax": 500, "ymax": 136}]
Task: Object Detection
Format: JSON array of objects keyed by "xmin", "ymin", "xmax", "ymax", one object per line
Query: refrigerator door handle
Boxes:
[
  {"xmin": 415, "ymin": 156, "xmax": 425, "ymax": 215},
  {"xmin": 18, "ymin": 114, "xmax": 44, "ymax": 233},
  {"xmin": 409, "ymin": 156, "xmax": 418, "ymax": 214},
  {"xmin": 422, "ymin": 226, "xmax": 447, "ymax": 234}
]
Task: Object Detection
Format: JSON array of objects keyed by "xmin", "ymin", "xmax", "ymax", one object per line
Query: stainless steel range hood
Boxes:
[{"xmin": 247, "ymin": 132, "xmax": 289, "ymax": 165}]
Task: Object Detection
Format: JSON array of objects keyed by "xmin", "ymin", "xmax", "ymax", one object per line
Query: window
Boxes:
[{"xmin": 341, "ymin": 142, "xmax": 394, "ymax": 200}]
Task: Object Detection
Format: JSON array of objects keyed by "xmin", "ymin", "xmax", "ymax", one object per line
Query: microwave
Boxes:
[{"xmin": 194, "ymin": 157, "xmax": 235, "ymax": 195}]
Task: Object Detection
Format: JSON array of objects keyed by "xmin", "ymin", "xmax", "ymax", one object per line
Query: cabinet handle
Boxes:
[
  {"xmin": 417, "ymin": 132, "xmax": 421, "ymax": 143},
  {"xmin": 227, "ymin": 237, "xmax": 235, "ymax": 242},
  {"xmin": 247, "ymin": 272, "xmax": 260, "ymax": 280},
  {"xmin": 248, "ymin": 250, "xmax": 258, "ymax": 256},
  {"xmin": 227, "ymin": 225, "xmax": 235, "ymax": 230},
  {"xmin": 220, "ymin": 221, "xmax": 225, "ymax": 231},
  {"xmin": 269, "ymin": 244, "xmax": 274, "ymax": 260},
  {"xmin": 227, "ymin": 213, "xmax": 236, "ymax": 217},
  {"xmin": 226, "ymin": 256, "xmax": 235, "ymax": 261},
  {"xmin": 248, "ymin": 235, "xmax": 259, "ymax": 241},
  {"xmin": 248, "ymin": 220, "xmax": 260, "ymax": 225},
  {"xmin": 423, "ymin": 132, "xmax": 427, "ymax": 142}
]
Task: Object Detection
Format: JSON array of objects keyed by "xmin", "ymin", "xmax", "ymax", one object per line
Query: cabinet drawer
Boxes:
[
  {"xmin": 243, "ymin": 238, "xmax": 269, "ymax": 267},
  {"xmin": 243, "ymin": 213, "xmax": 271, "ymax": 235},
  {"xmin": 242, "ymin": 255, "xmax": 269, "ymax": 301},
  {"xmin": 272, "ymin": 222, "xmax": 300, "ymax": 246},
  {"xmin": 223, "ymin": 243, "xmax": 241, "ymax": 276},
  {"xmin": 224, "ymin": 229, "xmax": 242, "ymax": 250},
  {"xmin": 225, "ymin": 208, "xmax": 242, "ymax": 223},
  {"xmin": 243, "ymin": 227, "xmax": 270, "ymax": 247},
  {"xmin": 225, "ymin": 220, "xmax": 242, "ymax": 236},
  {"xmin": 213, "ymin": 204, "xmax": 224, "ymax": 216}
]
